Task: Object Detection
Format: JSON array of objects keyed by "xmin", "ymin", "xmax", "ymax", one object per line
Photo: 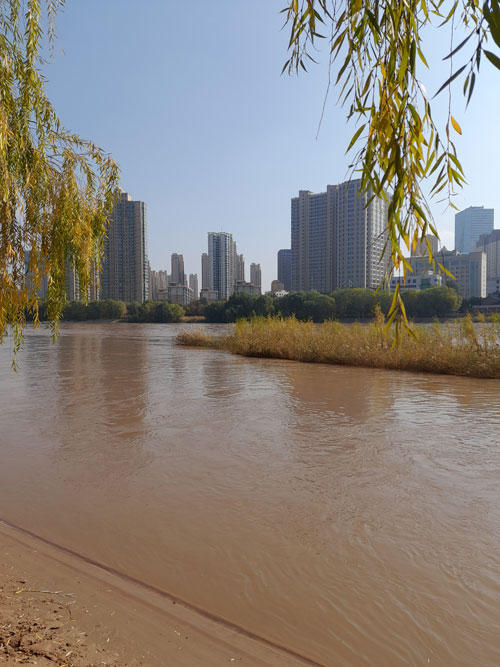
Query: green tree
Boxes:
[
  {"xmin": 282, "ymin": 0, "xmax": 500, "ymax": 322},
  {"xmin": 151, "ymin": 302, "xmax": 184, "ymax": 323},
  {"xmin": 204, "ymin": 301, "xmax": 228, "ymax": 323},
  {"xmin": 63, "ymin": 301, "xmax": 88, "ymax": 321},
  {"xmin": 275, "ymin": 291, "xmax": 335, "ymax": 321},
  {"xmin": 302, "ymin": 294, "xmax": 336, "ymax": 321},
  {"xmin": 401, "ymin": 290, "xmax": 420, "ymax": 318},
  {"xmin": 0, "ymin": 1, "xmax": 118, "ymax": 356},
  {"xmin": 252, "ymin": 295, "xmax": 275, "ymax": 317},
  {"xmin": 225, "ymin": 293, "xmax": 258, "ymax": 320},
  {"xmin": 224, "ymin": 293, "xmax": 276, "ymax": 321},
  {"xmin": 127, "ymin": 302, "xmax": 142, "ymax": 322},
  {"xmin": 416, "ymin": 286, "xmax": 462, "ymax": 316}
]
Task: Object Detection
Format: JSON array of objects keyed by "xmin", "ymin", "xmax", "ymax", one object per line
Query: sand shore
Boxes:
[{"xmin": 0, "ymin": 522, "xmax": 312, "ymax": 666}]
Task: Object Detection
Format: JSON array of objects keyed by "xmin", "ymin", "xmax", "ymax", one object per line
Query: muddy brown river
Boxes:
[{"xmin": 1, "ymin": 323, "xmax": 500, "ymax": 665}]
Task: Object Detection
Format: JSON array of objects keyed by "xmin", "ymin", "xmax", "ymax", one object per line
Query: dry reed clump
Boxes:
[
  {"xmin": 176, "ymin": 328, "xmax": 231, "ymax": 349},
  {"xmin": 176, "ymin": 313, "xmax": 500, "ymax": 379}
]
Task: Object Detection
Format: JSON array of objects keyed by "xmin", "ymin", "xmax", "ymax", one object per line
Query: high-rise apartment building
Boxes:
[
  {"xmin": 171, "ymin": 253, "xmax": 185, "ymax": 286},
  {"xmin": 101, "ymin": 190, "xmax": 149, "ymax": 303},
  {"xmin": 236, "ymin": 254, "xmax": 245, "ymax": 282},
  {"xmin": 455, "ymin": 206, "xmax": 494, "ymax": 254},
  {"xmin": 208, "ymin": 232, "xmax": 236, "ymax": 300},
  {"xmin": 189, "ymin": 273, "xmax": 199, "ymax": 300},
  {"xmin": 475, "ymin": 229, "xmax": 500, "ymax": 294},
  {"xmin": 201, "ymin": 253, "xmax": 209, "ymax": 289},
  {"xmin": 277, "ymin": 249, "xmax": 292, "ymax": 291},
  {"xmin": 250, "ymin": 263, "xmax": 261, "ymax": 288},
  {"xmin": 291, "ymin": 179, "xmax": 389, "ymax": 292}
]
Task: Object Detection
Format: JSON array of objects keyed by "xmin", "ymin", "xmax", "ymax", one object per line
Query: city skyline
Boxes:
[{"xmin": 40, "ymin": 1, "xmax": 500, "ymax": 294}]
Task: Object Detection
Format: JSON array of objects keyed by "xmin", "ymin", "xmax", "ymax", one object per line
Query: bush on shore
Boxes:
[
  {"xmin": 177, "ymin": 312, "xmax": 500, "ymax": 379},
  {"xmin": 126, "ymin": 300, "xmax": 184, "ymax": 323},
  {"xmin": 63, "ymin": 299, "xmax": 127, "ymax": 321},
  {"xmin": 275, "ymin": 291, "xmax": 336, "ymax": 321},
  {"xmin": 205, "ymin": 292, "xmax": 275, "ymax": 323}
]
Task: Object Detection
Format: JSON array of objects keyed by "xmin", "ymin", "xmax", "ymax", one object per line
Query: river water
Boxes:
[{"xmin": 1, "ymin": 323, "xmax": 500, "ymax": 665}]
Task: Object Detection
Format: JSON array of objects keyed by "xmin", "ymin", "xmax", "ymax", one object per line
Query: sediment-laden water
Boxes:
[{"xmin": 1, "ymin": 323, "xmax": 500, "ymax": 666}]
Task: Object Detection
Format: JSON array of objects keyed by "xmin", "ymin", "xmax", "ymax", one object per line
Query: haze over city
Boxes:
[{"xmin": 41, "ymin": 0, "xmax": 500, "ymax": 291}]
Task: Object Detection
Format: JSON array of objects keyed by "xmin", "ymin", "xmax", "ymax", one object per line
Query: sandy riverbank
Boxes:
[{"xmin": 0, "ymin": 522, "xmax": 310, "ymax": 666}]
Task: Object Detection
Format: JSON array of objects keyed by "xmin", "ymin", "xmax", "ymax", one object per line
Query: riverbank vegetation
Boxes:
[
  {"xmin": 177, "ymin": 313, "xmax": 500, "ymax": 379},
  {"xmin": 204, "ymin": 288, "xmax": 461, "ymax": 323},
  {"xmin": 126, "ymin": 301, "xmax": 184, "ymax": 323},
  {"xmin": 31, "ymin": 300, "xmax": 184, "ymax": 323}
]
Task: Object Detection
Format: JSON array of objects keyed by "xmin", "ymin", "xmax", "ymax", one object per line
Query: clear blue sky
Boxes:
[{"xmin": 43, "ymin": 0, "xmax": 500, "ymax": 291}]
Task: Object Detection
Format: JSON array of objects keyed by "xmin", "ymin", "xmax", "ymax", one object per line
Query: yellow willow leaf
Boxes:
[{"xmin": 450, "ymin": 115, "xmax": 462, "ymax": 135}]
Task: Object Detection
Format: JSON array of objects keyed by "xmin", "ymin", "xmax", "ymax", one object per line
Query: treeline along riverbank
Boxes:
[
  {"xmin": 203, "ymin": 287, "xmax": 461, "ymax": 322},
  {"xmin": 29, "ymin": 287, "xmax": 463, "ymax": 324},
  {"xmin": 30, "ymin": 299, "xmax": 185, "ymax": 323}
]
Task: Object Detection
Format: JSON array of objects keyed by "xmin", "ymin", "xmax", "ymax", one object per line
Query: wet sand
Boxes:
[{"xmin": 0, "ymin": 522, "xmax": 308, "ymax": 666}]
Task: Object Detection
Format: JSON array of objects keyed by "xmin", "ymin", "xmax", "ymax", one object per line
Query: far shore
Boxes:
[{"xmin": 31, "ymin": 312, "xmax": 486, "ymax": 325}]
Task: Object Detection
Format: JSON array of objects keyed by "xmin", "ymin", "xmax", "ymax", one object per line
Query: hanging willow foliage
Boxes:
[
  {"xmin": 0, "ymin": 0, "xmax": 119, "ymax": 359},
  {"xmin": 281, "ymin": 0, "xmax": 500, "ymax": 326}
]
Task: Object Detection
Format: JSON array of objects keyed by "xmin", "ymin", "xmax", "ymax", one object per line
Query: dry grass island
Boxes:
[{"xmin": 177, "ymin": 313, "xmax": 500, "ymax": 379}]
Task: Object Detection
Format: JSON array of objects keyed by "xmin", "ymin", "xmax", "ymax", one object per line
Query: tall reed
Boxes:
[{"xmin": 177, "ymin": 313, "xmax": 500, "ymax": 379}]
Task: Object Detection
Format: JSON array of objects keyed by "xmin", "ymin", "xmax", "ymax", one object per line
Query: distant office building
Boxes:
[
  {"xmin": 455, "ymin": 206, "xmax": 494, "ymax": 254},
  {"xmin": 234, "ymin": 281, "xmax": 261, "ymax": 296},
  {"xmin": 189, "ymin": 273, "xmax": 199, "ymax": 300},
  {"xmin": 170, "ymin": 253, "xmax": 185, "ymax": 286},
  {"xmin": 200, "ymin": 288, "xmax": 218, "ymax": 302},
  {"xmin": 167, "ymin": 284, "xmax": 193, "ymax": 306},
  {"xmin": 156, "ymin": 288, "xmax": 168, "ymax": 301},
  {"xmin": 271, "ymin": 280, "xmax": 285, "ymax": 293},
  {"xmin": 277, "ymin": 249, "xmax": 292, "ymax": 291},
  {"xmin": 101, "ymin": 190, "xmax": 149, "ymax": 303},
  {"xmin": 208, "ymin": 232, "xmax": 236, "ymax": 300},
  {"xmin": 487, "ymin": 277, "xmax": 500, "ymax": 295},
  {"xmin": 411, "ymin": 234, "xmax": 439, "ymax": 257},
  {"xmin": 236, "ymin": 254, "xmax": 245, "ymax": 282},
  {"xmin": 409, "ymin": 249, "xmax": 486, "ymax": 299},
  {"xmin": 201, "ymin": 253, "xmax": 209, "ymax": 290},
  {"xmin": 476, "ymin": 229, "xmax": 500, "ymax": 294},
  {"xmin": 150, "ymin": 269, "xmax": 168, "ymax": 300},
  {"xmin": 250, "ymin": 263, "xmax": 261, "ymax": 289},
  {"xmin": 390, "ymin": 271, "xmax": 442, "ymax": 291},
  {"xmin": 291, "ymin": 179, "xmax": 389, "ymax": 292}
]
